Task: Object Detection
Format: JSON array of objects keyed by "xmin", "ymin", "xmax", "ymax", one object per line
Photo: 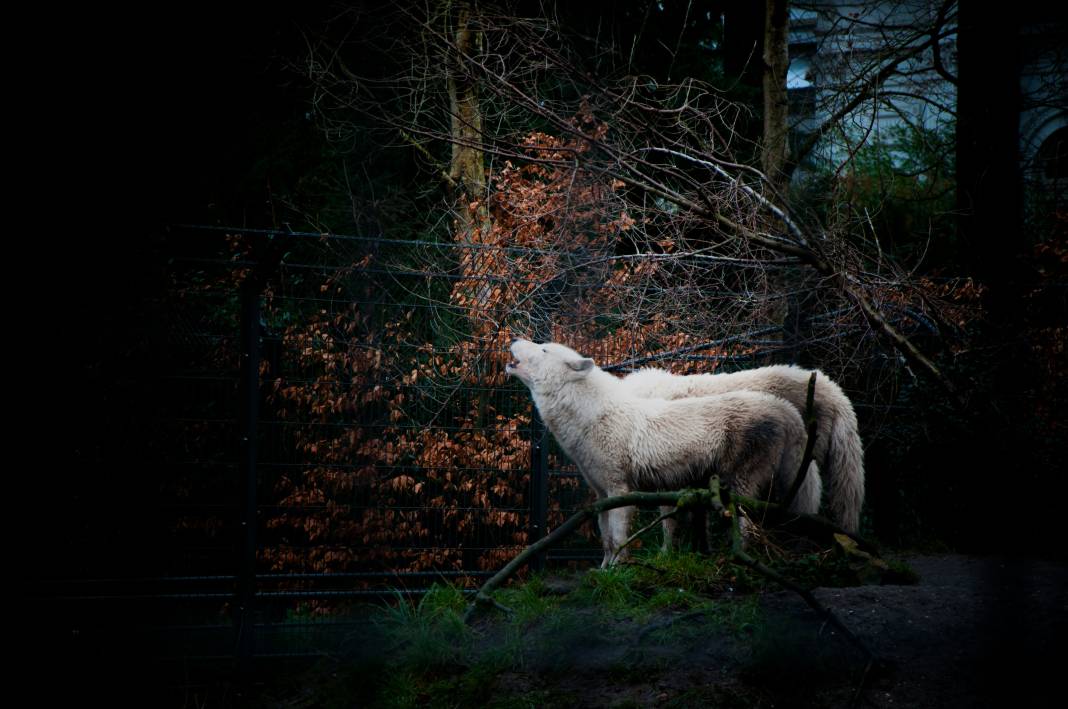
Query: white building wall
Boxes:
[
  {"xmin": 788, "ymin": 0, "xmax": 1066, "ymax": 185},
  {"xmin": 788, "ymin": 0, "xmax": 957, "ymax": 171}
]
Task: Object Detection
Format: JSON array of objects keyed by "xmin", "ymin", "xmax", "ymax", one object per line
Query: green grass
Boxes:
[
  {"xmin": 494, "ymin": 574, "xmax": 556, "ymax": 623},
  {"xmin": 374, "ymin": 585, "xmax": 473, "ymax": 671},
  {"xmin": 259, "ymin": 544, "xmax": 911, "ymax": 707},
  {"xmin": 564, "ymin": 550, "xmax": 743, "ymax": 621}
]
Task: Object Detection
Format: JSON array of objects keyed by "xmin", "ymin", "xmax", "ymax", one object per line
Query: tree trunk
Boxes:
[
  {"xmin": 762, "ymin": 0, "xmax": 790, "ymax": 193},
  {"xmin": 445, "ymin": 1, "xmax": 497, "ymax": 345},
  {"xmin": 447, "ymin": 0, "xmax": 488, "ymax": 242},
  {"xmin": 762, "ymin": 0, "xmax": 805, "ymax": 363}
]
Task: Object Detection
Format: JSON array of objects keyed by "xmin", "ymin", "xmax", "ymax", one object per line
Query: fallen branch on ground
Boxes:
[
  {"xmin": 464, "ymin": 474, "xmax": 880, "ymax": 704},
  {"xmin": 467, "ymin": 477, "xmax": 877, "ymax": 627},
  {"xmin": 463, "ymin": 488, "xmax": 714, "ymax": 622}
]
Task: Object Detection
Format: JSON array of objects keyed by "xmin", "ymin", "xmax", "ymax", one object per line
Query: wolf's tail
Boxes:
[
  {"xmin": 825, "ymin": 406, "xmax": 865, "ymax": 533},
  {"xmin": 788, "ymin": 460, "xmax": 823, "ymax": 517}
]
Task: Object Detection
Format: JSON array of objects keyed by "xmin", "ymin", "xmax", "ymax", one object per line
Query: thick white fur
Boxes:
[
  {"xmin": 506, "ymin": 340, "xmax": 821, "ymax": 567},
  {"xmin": 620, "ymin": 364, "xmax": 864, "ymax": 533}
]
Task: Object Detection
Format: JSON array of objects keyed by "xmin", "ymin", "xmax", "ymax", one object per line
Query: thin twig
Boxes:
[
  {"xmin": 725, "ymin": 494, "xmax": 874, "ymax": 661},
  {"xmin": 613, "ymin": 508, "xmax": 678, "ymax": 563}
]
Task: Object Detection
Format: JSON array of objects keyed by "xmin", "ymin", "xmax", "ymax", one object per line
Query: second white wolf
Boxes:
[{"xmin": 621, "ymin": 363, "xmax": 864, "ymax": 533}]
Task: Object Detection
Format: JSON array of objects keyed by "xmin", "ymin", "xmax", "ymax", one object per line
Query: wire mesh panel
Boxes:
[
  {"xmin": 252, "ymin": 231, "xmax": 541, "ymax": 581},
  {"xmin": 156, "ymin": 223, "xmax": 869, "ymax": 584},
  {"xmin": 56, "ymin": 221, "xmax": 910, "ymax": 678},
  {"xmin": 150, "ymin": 226, "xmax": 602, "ymax": 660}
]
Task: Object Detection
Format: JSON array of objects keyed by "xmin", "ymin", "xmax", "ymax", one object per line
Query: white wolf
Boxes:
[
  {"xmin": 506, "ymin": 339, "xmax": 821, "ymax": 567},
  {"xmin": 620, "ymin": 364, "xmax": 864, "ymax": 533}
]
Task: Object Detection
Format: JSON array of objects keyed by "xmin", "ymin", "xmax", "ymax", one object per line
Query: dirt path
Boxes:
[{"xmin": 790, "ymin": 555, "xmax": 1068, "ymax": 708}]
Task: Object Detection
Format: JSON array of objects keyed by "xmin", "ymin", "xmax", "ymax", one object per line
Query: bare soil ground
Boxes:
[{"xmin": 490, "ymin": 555, "xmax": 1066, "ymax": 708}]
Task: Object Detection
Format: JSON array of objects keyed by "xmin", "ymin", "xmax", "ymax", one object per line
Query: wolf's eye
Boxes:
[{"xmin": 542, "ymin": 348, "xmax": 547, "ymax": 352}]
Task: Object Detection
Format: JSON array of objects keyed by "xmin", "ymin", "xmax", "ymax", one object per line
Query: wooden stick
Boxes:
[
  {"xmin": 732, "ymin": 493, "xmax": 879, "ymax": 555},
  {"xmin": 781, "ymin": 372, "xmax": 818, "ymax": 512},
  {"xmin": 721, "ymin": 488, "xmax": 876, "ymax": 709},
  {"xmin": 725, "ymin": 493, "xmax": 872, "ymax": 658}
]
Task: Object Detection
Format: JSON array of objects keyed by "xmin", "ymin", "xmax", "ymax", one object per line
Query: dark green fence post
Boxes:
[
  {"xmin": 529, "ymin": 410, "xmax": 549, "ymax": 571},
  {"xmin": 235, "ymin": 280, "xmax": 261, "ymax": 684}
]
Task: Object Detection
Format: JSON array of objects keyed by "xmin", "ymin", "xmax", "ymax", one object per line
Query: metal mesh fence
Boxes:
[
  {"xmin": 45, "ymin": 223, "xmax": 901, "ymax": 685},
  {"xmin": 146, "ymin": 225, "xmax": 645, "ymax": 665}
]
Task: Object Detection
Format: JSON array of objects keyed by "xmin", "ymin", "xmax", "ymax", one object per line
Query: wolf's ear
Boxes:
[{"xmin": 567, "ymin": 357, "xmax": 594, "ymax": 372}]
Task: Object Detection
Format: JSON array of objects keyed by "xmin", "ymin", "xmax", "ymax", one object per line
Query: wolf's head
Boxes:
[{"xmin": 506, "ymin": 339, "xmax": 596, "ymax": 391}]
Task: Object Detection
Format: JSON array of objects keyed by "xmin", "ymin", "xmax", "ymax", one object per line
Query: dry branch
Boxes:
[
  {"xmin": 781, "ymin": 371, "xmax": 819, "ymax": 512},
  {"xmin": 464, "ymin": 475, "xmax": 878, "ymax": 702},
  {"xmin": 466, "ymin": 477, "xmax": 878, "ymax": 627},
  {"xmin": 464, "ymin": 488, "xmax": 713, "ymax": 622},
  {"xmin": 310, "ymin": 2, "xmax": 968, "ymax": 415}
]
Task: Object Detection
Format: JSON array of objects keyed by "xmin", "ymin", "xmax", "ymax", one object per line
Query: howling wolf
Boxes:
[
  {"xmin": 620, "ymin": 364, "xmax": 864, "ymax": 533},
  {"xmin": 506, "ymin": 339, "xmax": 821, "ymax": 566}
]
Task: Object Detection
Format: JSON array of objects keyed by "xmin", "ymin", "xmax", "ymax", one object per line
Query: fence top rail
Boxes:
[
  {"xmin": 173, "ymin": 223, "xmax": 576, "ymax": 257},
  {"xmin": 169, "ymin": 223, "xmax": 807, "ymax": 270}
]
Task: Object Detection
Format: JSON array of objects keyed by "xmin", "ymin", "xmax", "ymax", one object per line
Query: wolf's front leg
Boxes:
[
  {"xmin": 604, "ymin": 504, "xmax": 636, "ymax": 566},
  {"xmin": 598, "ymin": 509, "xmax": 615, "ymax": 568},
  {"xmin": 660, "ymin": 505, "xmax": 679, "ymax": 552}
]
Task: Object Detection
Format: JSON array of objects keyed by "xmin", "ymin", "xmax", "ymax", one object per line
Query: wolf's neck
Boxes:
[{"xmin": 532, "ymin": 369, "xmax": 619, "ymax": 438}]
